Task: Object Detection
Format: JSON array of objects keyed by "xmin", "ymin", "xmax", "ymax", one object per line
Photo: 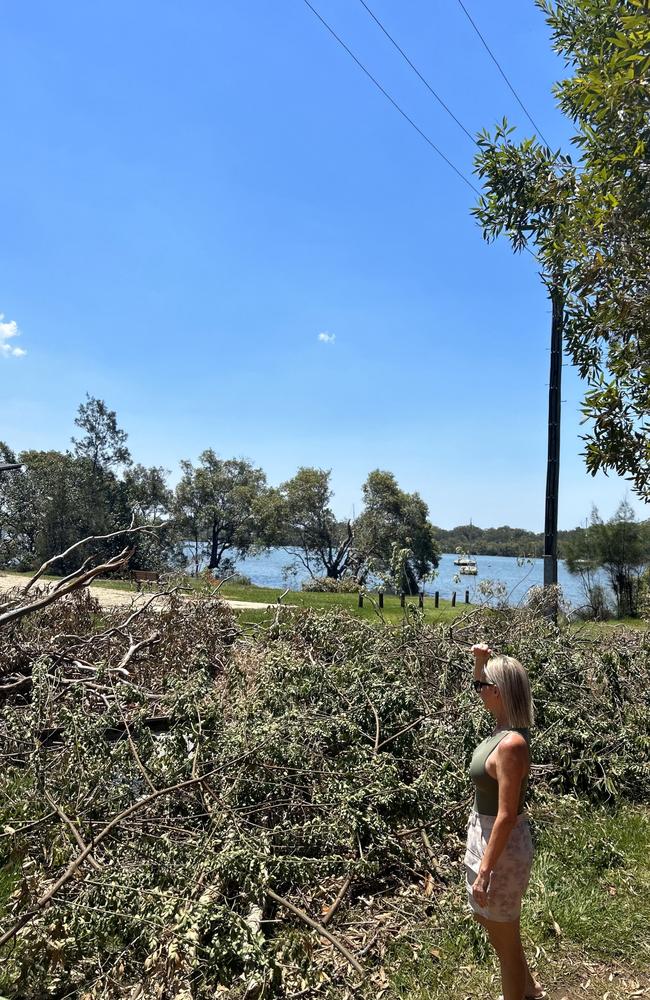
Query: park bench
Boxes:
[{"xmin": 130, "ymin": 569, "xmax": 161, "ymax": 591}]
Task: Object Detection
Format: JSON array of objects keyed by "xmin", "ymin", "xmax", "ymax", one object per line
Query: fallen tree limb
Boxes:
[
  {"xmin": 0, "ymin": 548, "xmax": 135, "ymax": 629},
  {"xmin": 51, "ymin": 557, "xmax": 94, "ymax": 593},
  {"xmin": 117, "ymin": 632, "xmax": 161, "ymax": 673},
  {"xmin": 0, "ymin": 741, "xmax": 269, "ymax": 950},
  {"xmin": 50, "ymin": 588, "xmax": 176, "ymax": 647},
  {"xmin": 266, "ymin": 888, "xmax": 363, "ymax": 975},
  {"xmin": 22, "ymin": 520, "xmax": 160, "ymax": 594},
  {"xmin": 110, "ymin": 670, "xmax": 159, "ymax": 795},
  {"xmin": 0, "ymin": 812, "xmax": 56, "ymax": 840},
  {"xmin": 420, "ymin": 829, "xmax": 449, "ymax": 884},
  {"xmin": 0, "ymin": 674, "xmax": 31, "ymax": 694}
]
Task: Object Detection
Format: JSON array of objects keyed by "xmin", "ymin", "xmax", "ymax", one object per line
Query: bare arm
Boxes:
[{"xmin": 471, "ymin": 642, "xmax": 492, "ymax": 678}]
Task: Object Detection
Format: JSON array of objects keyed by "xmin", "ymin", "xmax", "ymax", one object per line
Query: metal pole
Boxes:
[{"xmin": 543, "ymin": 278, "xmax": 563, "ymax": 606}]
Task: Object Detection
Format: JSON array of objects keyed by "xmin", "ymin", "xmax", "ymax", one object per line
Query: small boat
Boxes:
[
  {"xmin": 454, "ymin": 556, "xmax": 476, "ymax": 567},
  {"xmin": 459, "ymin": 563, "xmax": 478, "ymax": 575}
]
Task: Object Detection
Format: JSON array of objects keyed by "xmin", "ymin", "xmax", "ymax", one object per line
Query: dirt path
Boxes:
[{"xmin": 0, "ymin": 573, "xmax": 279, "ymax": 612}]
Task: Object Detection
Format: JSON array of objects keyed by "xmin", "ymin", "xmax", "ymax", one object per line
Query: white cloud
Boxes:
[
  {"xmin": 0, "ymin": 313, "xmax": 26, "ymax": 358},
  {"xmin": 318, "ymin": 331, "xmax": 336, "ymax": 344}
]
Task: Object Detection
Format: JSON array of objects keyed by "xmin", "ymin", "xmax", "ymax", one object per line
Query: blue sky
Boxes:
[{"xmin": 0, "ymin": 0, "xmax": 644, "ymax": 530}]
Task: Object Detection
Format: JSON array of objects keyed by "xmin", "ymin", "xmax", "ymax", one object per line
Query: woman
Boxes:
[{"xmin": 466, "ymin": 643, "xmax": 544, "ymax": 1000}]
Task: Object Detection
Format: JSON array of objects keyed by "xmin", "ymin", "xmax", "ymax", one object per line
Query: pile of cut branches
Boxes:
[{"xmin": 0, "ymin": 536, "xmax": 649, "ymax": 999}]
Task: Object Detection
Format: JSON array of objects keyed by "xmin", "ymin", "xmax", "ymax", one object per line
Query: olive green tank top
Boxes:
[{"xmin": 469, "ymin": 728, "xmax": 530, "ymax": 816}]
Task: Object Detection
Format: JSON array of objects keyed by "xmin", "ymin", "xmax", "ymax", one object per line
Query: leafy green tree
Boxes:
[
  {"xmin": 0, "ymin": 442, "xmax": 39, "ymax": 568},
  {"xmin": 123, "ymin": 464, "xmax": 175, "ymax": 571},
  {"xmin": 474, "ymin": 0, "xmax": 650, "ymax": 498},
  {"xmin": 72, "ymin": 395, "xmax": 132, "ymax": 473},
  {"xmin": 566, "ymin": 500, "xmax": 650, "ymax": 617},
  {"xmin": 124, "ymin": 464, "xmax": 172, "ymax": 523},
  {"xmin": 174, "ymin": 451, "xmax": 269, "ymax": 574},
  {"xmin": 273, "ymin": 467, "xmax": 353, "ymax": 580},
  {"xmin": 0, "ymin": 449, "xmax": 130, "ymax": 573},
  {"xmin": 353, "ymin": 470, "xmax": 439, "ymax": 594}
]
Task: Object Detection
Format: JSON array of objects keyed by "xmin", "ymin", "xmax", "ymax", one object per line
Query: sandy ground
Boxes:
[{"xmin": 0, "ymin": 573, "xmax": 280, "ymax": 612}]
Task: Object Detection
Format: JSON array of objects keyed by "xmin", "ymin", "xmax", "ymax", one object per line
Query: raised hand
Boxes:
[{"xmin": 470, "ymin": 642, "xmax": 493, "ymax": 667}]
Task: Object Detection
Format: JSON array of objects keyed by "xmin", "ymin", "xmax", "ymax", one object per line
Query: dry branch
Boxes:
[
  {"xmin": 0, "ymin": 548, "xmax": 134, "ymax": 629},
  {"xmin": 44, "ymin": 791, "xmax": 103, "ymax": 873},
  {"xmin": 266, "ymin": 888, "xmax": 363, "ymax": 975},
  {"xmin": 22, "ymin": 520, "xmax": 159, "ymax": 593},
  {"xmin": 321, "ymin": 873, "xmax": 354, "ymax": 927},
  {"xmin": 51, "ymin": 556, "xmax": 94, "ymax": 593}
]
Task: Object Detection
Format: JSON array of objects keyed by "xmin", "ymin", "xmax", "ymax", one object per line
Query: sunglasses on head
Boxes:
[{"xmin": 472, "ymin": 680, "xmax": 496, "ymax": 692}]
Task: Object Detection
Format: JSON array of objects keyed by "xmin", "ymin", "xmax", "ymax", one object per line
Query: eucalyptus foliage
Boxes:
[
  {"xmin": 474, "ymin": 0, "xmax": 650, "ymax": 498},
  {"xmin": 1, "ymin": 586, "xmax": 648, "ymax": 998}
]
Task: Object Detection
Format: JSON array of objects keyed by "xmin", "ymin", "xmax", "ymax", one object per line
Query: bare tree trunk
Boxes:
[{"xmin": 208, "ymin": 523, "xmax": 220, "ymax": 570}]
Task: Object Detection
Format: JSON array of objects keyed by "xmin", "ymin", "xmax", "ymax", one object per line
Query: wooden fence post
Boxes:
[
  {"xmin": 465, "ymin": 590, "xmax": 470, "ymax": 604},
  {"xmin": 434, "ymin": 591, "xmax": 439, "ymax": 608},
  {"xmin": 418, "ymin": 592, "xmax": 424, "ymax": 608},
  {"xmin": 400, "ymin": 593, "xmax": 405, "ymax": 607},
  {"xmin": 451, "ymin": 591, "xmax": 457, "ymax": 607},
  {"xmin": 378, "ymin": 591, "xmax": 384, "ymax": 609},
  {"xmin": 358, "ymin": 592, "xmax": 364, "ymax": 608}
]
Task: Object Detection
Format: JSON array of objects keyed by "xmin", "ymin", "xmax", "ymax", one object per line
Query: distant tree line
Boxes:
[
  {"xmin": 1, "ymin": 396, "xmax": 648, "ymax": 611},
  {"xmin": 433, "ymin": 523, "xmax": 587, "ymax": 560}
]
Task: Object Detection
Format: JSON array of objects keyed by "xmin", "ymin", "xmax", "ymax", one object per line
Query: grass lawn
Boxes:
[
  {"xmin": 2, "ymin": 568, "xmax": 648, "ymax": 632},
  {"xmin": 219, "ymin": 582, "xmax": 469, "ymax": 625},
  {"xmin": 570, "ymin": 616, "xmax": 649, "ymax": 635},
  {"xmin": 0, "ymin": 569, "xmax": 471, "ymax": 625}
]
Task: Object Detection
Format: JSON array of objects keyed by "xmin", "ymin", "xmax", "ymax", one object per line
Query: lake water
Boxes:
[{"xmin": 219, "ymin": 547, "xmax": 602, "ymax": 610}]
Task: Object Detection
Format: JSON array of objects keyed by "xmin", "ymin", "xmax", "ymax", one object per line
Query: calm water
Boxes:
[{"xmin": 222, "ymin": 548, "xmax": 602, "ymax": 609}]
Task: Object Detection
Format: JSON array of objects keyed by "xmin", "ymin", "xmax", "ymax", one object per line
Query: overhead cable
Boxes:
[
  {"xmin": 356, "ymin": 0, "xmax": 475, "ymax": 143},
  {"xmin": 454, "ymin": 0, "xmax": 551, "ymax": 148},
  {"xmin": 302, "ymin": 0, "xmax": 481, "ymax": 196}
]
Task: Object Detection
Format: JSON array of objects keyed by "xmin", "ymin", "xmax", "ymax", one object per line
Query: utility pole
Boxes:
[{"xmin": 543, "ymin": 277, "xmax": 563, "ymax": 613}]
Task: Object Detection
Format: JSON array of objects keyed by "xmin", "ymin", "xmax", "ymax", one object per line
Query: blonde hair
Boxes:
[{"xmin": 484, "ymin": 655, "xmax": 535, "ymax": 728}]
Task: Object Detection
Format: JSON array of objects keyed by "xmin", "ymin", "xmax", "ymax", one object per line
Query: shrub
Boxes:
[{"xmin": 301, "ymin": 575, "xmax": 360, "ymax": 593}]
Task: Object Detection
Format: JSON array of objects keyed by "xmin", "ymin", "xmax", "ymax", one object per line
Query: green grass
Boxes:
[
  {"xmin": 527, "ymin": 800, "xmax": 650, "ymax": 957},
  {"xmin": 570, "ymin": 616, "xmax": 649, "ymax": 636},
  {"xmin": 3, "ymin": 568, "xmax": 648, "ymax": 632},
  {"xmin": 217, "ymin": 583, "xmax": 468, "ymax": 625},
  {"xmin": 0, "ymin": 569, "xmax": 469, "ymax": 625},
  {"xmin": 88, "ymin": 575, "xmax": 470, "ymax": 624},
  {"xmin": 385, "ymin": 799, "xmax": 650, "ymax": 999},
  {"xmin": 0, "ymin": 861, "xmax": 19, "ymax": 925}
]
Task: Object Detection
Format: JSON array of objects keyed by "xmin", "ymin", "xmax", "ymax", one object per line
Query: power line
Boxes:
[
  {"xmin": 301, "ymin": 0, "xmax": 539, "ymax": 261},
  {"xmin": 454, "ymin": 0, "xmax": 551, "ymax": 148},
  {"xmin": 356, "ymin": 0, "xmax": 475, "ymax": 143},
  {"xmin": 302, "ymin": 0, "xmax": 481, "ymax": 196},
  {"xmin": 353, "ymin": 0, "xmax": 539, "ymax": 263}
]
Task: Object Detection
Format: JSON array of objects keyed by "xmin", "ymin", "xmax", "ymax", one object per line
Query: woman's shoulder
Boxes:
[{"xmin": 496, "ymin": 730, "xmax": 530, "ymax": 760}]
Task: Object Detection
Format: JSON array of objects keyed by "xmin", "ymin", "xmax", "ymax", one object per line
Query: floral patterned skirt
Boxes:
[{"xmin": 464, "ymin": 809, "xmax": 533, "ymax": 923}]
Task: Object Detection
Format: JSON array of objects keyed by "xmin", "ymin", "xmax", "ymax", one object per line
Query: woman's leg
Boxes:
[
  {"xmin": 519, "ymin": 940, "xmax": 543, "ymax": 998},
  {"xmin": 474, "ymin": 915, "xmax": 526, "ymax": 1000}
]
